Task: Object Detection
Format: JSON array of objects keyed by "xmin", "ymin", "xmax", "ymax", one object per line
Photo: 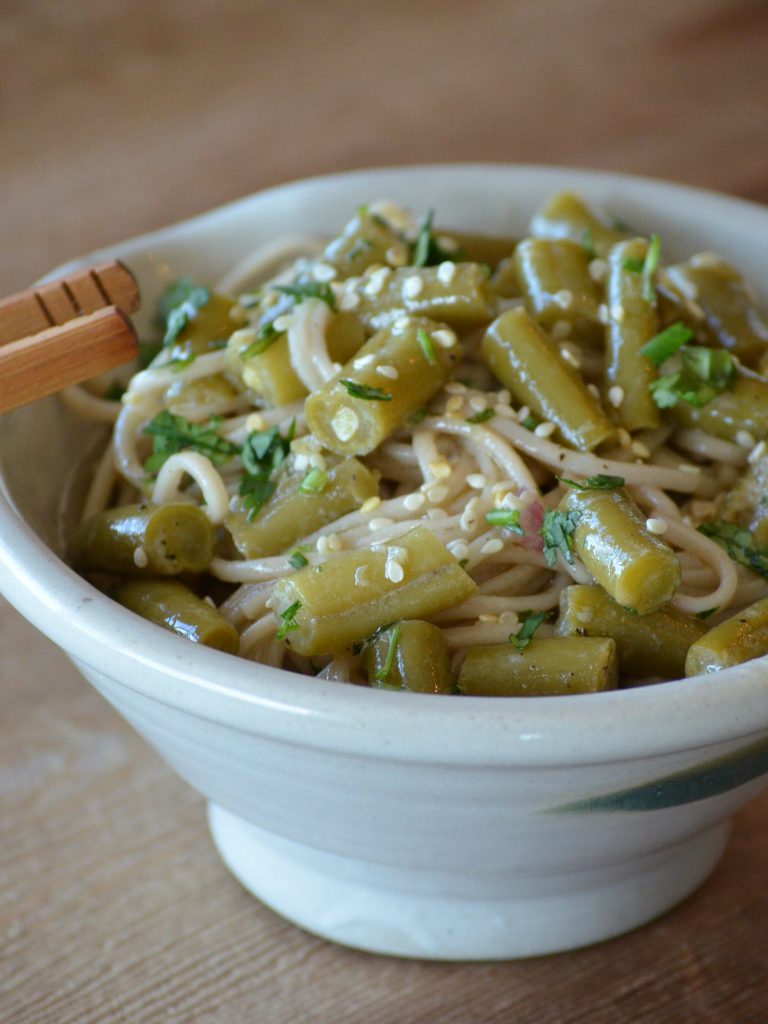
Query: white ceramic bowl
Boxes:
[{"xmin": 3, "ymin": 166, "xmax": 768, "ymax": 961}]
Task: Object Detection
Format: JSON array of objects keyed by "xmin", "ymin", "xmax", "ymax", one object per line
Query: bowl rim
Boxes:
[{"xmin": 3, "ymin": 161, "xmax": 768, "ymax": 766}]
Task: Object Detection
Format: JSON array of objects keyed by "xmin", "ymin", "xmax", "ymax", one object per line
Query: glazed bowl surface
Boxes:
[{"xmin": 2, "ymin": 165, "xmax": 768, "ymax": 959}]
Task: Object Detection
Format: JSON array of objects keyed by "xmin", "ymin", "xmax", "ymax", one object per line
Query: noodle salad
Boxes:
[{"xmin": 66, "ymin": 193, "xmax": 768, "ymax": 694}]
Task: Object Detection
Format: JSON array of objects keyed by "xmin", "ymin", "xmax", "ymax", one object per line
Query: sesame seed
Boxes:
[
  {"xmin": 497, "ymin": 491, "xmax": 523, "ymax": 511},
  {"xmin": 479, "ymin": 613, "xmax": 499, "ymax": 623},
  {"xmin": 246, "ymin": 412, "xmax": 265, "ymax": 432},
  {"xmin": 551, "ymin": 319, "xmax": 572, "ymax": 340},
  {"xmin": 534, "ymin": 421, "xmax": 556, "ymax": 438},
  {"xmin": 437, "ymin": 261, "xmax": 457, "ymax": 285},
  {"xmin": 273, "ymin": 314, "xmax": 293, "ymax": 332},
  {"xmin": 646, "ymin": 518, "xmax": 668, "ymax": 535},
  {"xmin": 679, "ymin": 463, "xmax": 701, "ymax": 475},
  {"xmin": 376, "ymin": 364, "xmax": 399, "ymax": 380},
  {"xmin": 736, "ymin": 430, "xmax": 756, "ymax": 449},
  {"xmin": 364, "ymin": 267, "xmax": 392, "ymax": 296},
  {"xmin": 588, "ymin": 258, "xmax": 608, "ymax": 283},
  {"xmin": 587, "ymin": 383, "xmax": 600, "ymax": 399},
  {"xmin": 403, "ymin": 492, "xmax": 426, "ymax": 511},
  {"xmin": 560, "ymin": 344, "xmax": 581, "ymax": 369},
  {"xmin": 385, "ymin": 244, "xmax": 408, "ymax": 267},
  {"xmin": 229, "ymin": 304, "xmax": 245, "ymax": 321},
  {"xmin": 354, "ymin": 565, "xmax": 369, "ymax": 586},
  {"xmin": 597, "ymin": 303, "xmax": 609, "ymax": 324},
  {"xmin": 353, "ymin": 353, "xmax": 376, "ymax": 370},
  {"xmin": 403, "ymin": 275, "xmax": 424, "ymax": 299},
  {"xmin": 610, "ymin": 303, "xmax": 625, "ymax": 323},
  {"xmin": 445, "ymin": 395, "xmax": 464, "ymax": 414},
  {"xmin": 231, "ymin": 327, "xmax": 257, "ymax": 350},
  {"xmin": 631, "ymin": 440, "xmax": 651, "ymax": 459},
  {"xmin": 432, "ymin": 328, "xmax": 457, "ymax": 349},
  {"xmin": 426, "ymin": 484, "xmax": 449, "ymax": 504},
  {"xmin": 427, "ymin": 507, "xmax": 448, "ymax": 519},
  {"xmin": 554, "ymin": 289, "xmax": 573, "ymax": 309},
  {"xmin": 749, "ymin": 440, "xmax": 767, "ymax": 464},
  {"xmin": 326, "ymin": 533, "xmax": 342, "ymax": 552},
  {"xmin": 385, "ymin": 560, "xmax": 405, "ymax": 583},
  {"xmin": 312, "ymin": 261, "xmax": 337, "ymax": 282},
  {"xmin": 447, "ymin": 540, "xmax": 469, "ymax": 561},
  {"xmin": 331, "ymin": 406, "xmax": 359, "ymax": 442},
  {"xmin": 469, "ymin": 395, "xmax": 487, "ymax": 412},
  {"xmin": 481, "ymin": 538, "xmax": 504, "ymax": 555},
  {"xmin": 608, "ymin": 385, "xmax": 625, "ymax": 408},
  {"xmin": 316, "ymin": 535, "xmax": 330, "ymax": 554},
  {"xmin": 689, "ymin": 251, "xmax": 721, "ymax": 269},
  {"xmin": 308, "ymin": 453, "xmax": 327, "ymax": 470},
  {"xmin": 133, "ymin": 546, "xmax": 148, "ymax": 568},
  {"xmin": 498, "ymin": 611, "xmax": 519, "ymax": 626},
  {"xmin": 517, "ymin": 406, "xmax": 531, "ymax": 422},
  {"xmin": 617, "ymin": 428, "xmax": 632, "ymax": 448},
  {"xmin": 392, "ymin": 315, "xmax": 411, "ymax": 333},
  {"xmin": 494, "ymin": 404, "xmax": 515, "ymax": 419},
  {"xmin": 339, "ymin": 290, "xmax": 361, "ymax": 311},
  {"xmin": 467, "ymin": 473, "xmax": 487, "ymax": 489},
  {"xmin": 360, "ymin": 496, "xmax": 382, "ymax": 514},
  {"xmin": 436, "ymin": 234, "xmax": 460, "ymax": 253},
  {"xmin": 429, "ymin": 459, "xmax": 452, "ymax": 480},
  {"xmin": 369, "ymin": 517, "xmax": 395, "ymax": 531},
  {"xmin": 445, "ymin": 382, "xmax": 467, "ymax": 395},
  {"xmin": 686, "ymin": 300, "xmax": 705, "ymax": 320}
]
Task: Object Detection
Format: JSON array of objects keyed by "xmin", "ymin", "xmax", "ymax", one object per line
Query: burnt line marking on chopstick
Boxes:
[
  {"xmin": 90, "ymin": 269, "xmax": 111, "ymax": 307},
  {"xmin": 61, "ymin": 278, "xmax": 84, "ymax": 317},
  {"xmin": 33, "ymin": 290, "xmax": 56, "ymax": 328}
]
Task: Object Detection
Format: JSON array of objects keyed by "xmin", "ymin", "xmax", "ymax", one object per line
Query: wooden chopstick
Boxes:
[{"xmin": 0, "ymin": 260, "xmax": 141, "ymax": 414}]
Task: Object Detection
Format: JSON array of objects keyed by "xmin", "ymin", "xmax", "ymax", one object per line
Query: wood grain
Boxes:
[{"xmin": 2, "ymin": 1, "xmax": 768, "ymax": 1021}]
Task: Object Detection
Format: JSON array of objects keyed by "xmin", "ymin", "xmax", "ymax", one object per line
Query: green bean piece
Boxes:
[
  {"xmin": 113, "ymin": 578, "xmax": 240, "ymax": 653},
  {"xmin": 163, "ymin": 292, "xmax": 243, "ymax": 361},
  {"xmin": 666, "ymin": 257, "xmax": 768, "ymax": 367},
  {"xmin": 530, "ymin": 192, "xmax": 629, "ymax": 257},
  {"xmin": 230, "ymin": 311, "xmax": 367, "ymax": 408},
  {"xmin": 439, "ymin": 230, "xmax": 518, "ymax": 269},
  {"xmin": 604, "ymin": 238, "xmax": 661, "ymax": 431},
  {"xmin": 670, "ymin": 367, "xmax": 768, "ymax": 443},
  {"xmin": 489, "ymin": 256, "xmax": 522, "ymax": 299},
  {"xmin": 166, "ymin": 373, "xmax": 243, "ymax": 419},
  {"xmin": 70, "ymin": 503, "xmax": 216, "ymax": 577},
  {"xmin": 482, "ymin": 307, "xmax": 614, "ymax": 451},
  {"xmin": 686, "ymin": 596, "xmax": 768, "ymax": 675},
  {"xmin": 363, "ymin": 620, "xmax": 453, "ymax": 693},
  {"xmin": 305, "ymin": 317, "xmax": 460, "ymax": 456},
  {"xmin": 557, "ymin": 584, "xmax": 705, "ymax": 680},
  {"xmin": 323, "ymin": 207, "xmax": 408, "ymax": 278},
  {"xmin": 351, "ymin": 263, "xmax": 494, "ymax": 332},
  {"xmin": 563, "ymin": 487, "xmax": 681, "ymax": 614},
  {"xmin": 270, "ymin": 526, "xmax": 477, "ymax": 656},
  {"xmin": 514, "ymin": 238, "xmax": 602, "ymax": 341},
  {"xmin": 457, "ymin": 636, "xmax": 618, "ymax": 696},
  {"xmin": 226, "ymin": 458, "xmax": 378, "ymax": 558},
  {"xmin": 720, "ymin": 449, "xmax": 768, "ymax": 546}
]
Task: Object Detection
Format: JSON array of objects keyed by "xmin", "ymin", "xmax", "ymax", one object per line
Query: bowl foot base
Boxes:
[{"xmin": 207, "ymin": 803, "xmax": 730, "ymax": 960}]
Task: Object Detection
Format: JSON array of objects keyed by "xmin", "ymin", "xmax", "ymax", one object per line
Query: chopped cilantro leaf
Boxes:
[
  {"xmin": 411, "ymin": 210, "xmax": 460, "ymax": 267},
  {"xmin": 417, "ymin": 328, "xmax": 438, "ymax": 366},
  {"xmin": 622, "ymin": 257, "xmax": 644, "ymax": 274},
  {"xmin": 340, "ymin": 380, "xmax": 392, "ymax": 401},
  {"xmin": 159, "ymin": 278, "xmax": 212, "ymax": 347},
  {"xmin": 521, "ymin": 414, "xmax": 539, "ymax": 431},
  {"xmin": 541, "ymin": 509, "xmax": 579, "ymax": 567},
  {"xmin": 642, "ymin": 234, "xmax": 662, "ymax": 304},
  {"xmin": 559, "ymin": 474, "xmax": 625, "ymax": 491},
  {"xmin": 509, "ymin": 611, "xmax": 550, "ymax": 651},
  {"xmin": 288, "ymin": 550, "xmax": 309, "ymax": 570},
  {"xmin": 698, "ymin": 521, "xmax": 768, "ymax": 580},
  {"xmin": 239, "ymin": 423, "xmax": 295, "ymax": 520},
  {"xmin": 485, "ymin": 508, "xmax": 524, "ymax": 534},
  {"xmin": 276, "ymin": 281, "xmax": 337, "ymax": 310},
  {"xmin": 649, "ymin": 345, "xmax": 736, "ymax": 410},
  {"xmin": 640, "ymin": 322, "xmax": 695, "ymax": 367},
  {"xmin": 240, "ymin": 321, "xmax": 283, "ymax": 360},
  {"xmin": 299, "ymin": 467, "xmax": 329, "ymax": 495},
  {"xmin": 143, "ymin": 411, "xmax": 239, "ymax": 475},
  {"xmin": 466, "ymin": 408, "xmax": 495, "ymax": 424},
  {"xmin": 276, "ymin": 600, "xmax": 302, "ymax": 640},
  {"xmin": 374, "ymin": 624, "xmax": 401, "ymax": 684}
]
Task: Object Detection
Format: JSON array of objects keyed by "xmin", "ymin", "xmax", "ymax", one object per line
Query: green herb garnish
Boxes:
[
  {"xmin": 581, "ymin": 228, "xmax": 596, "ymax": 258},
  {"xmin": 411, "ymin": 210, "xmax": 460, "ymax": 268},
  {"xmin": 239, "ymin": 422, "xmax": 295, "ymax": 520},
  {"xmin": 159, "ymin": 278, "xmax": 212, "ymax": 347},
  {"xmin": 288, "ymin": 550, "xmax": 309, "ymax": 569},
  {"xmin": 622, "ymin": 256, "xmax": 644, "ymax": 274},
  {"xmin": 240, "ymin": 321, "xmax": 283, "ymax": 360},
  {"xmin": 276, "ymin": 601, "xmax": 302, "ymax": 640},
  {"xmin": 640, "ymin": 322, "xmax": 695, "ymax": 367},
  {"xmin": 340, "ymin": 380, "xmax": 392, "ymax": 401},
  {"xmin": 649, "ymin": 345, "xmax": 736, "ymax": 409},
  {"xmin": 521, "ymin": 414, "xmax": 539, "ymax": 431},
  {"xmin": 541, "ymin": 509, "xmax": 579, "ymax": 567},
  {"xmin": 466, "ymin": 408, "xmax": 495, "ymax": 424},
  {"xmin": 559, "ymin": 474, "xmax": 625, "ymax": 491},
  {"xmin": 374, "ymin": 624, "xmax": 401, "ymax": 684},
  {"xmin": 698, "ymin": 521, "xmax": 768, "ymax": 580},
  {"xmin": 417, "ymin": 328, "xmax": 437, "ymax": 366},
  {"xmin": 143, "ymin": 411, "xmax": 239, "ymax": 475},
  {"xmin": 642, "ymin": 234, "xmax": 661, "ymax": 303},
  {"xmin": 299, "ymin": 467, "xmax": 329, "ymax": 495},
  {"xmin": 508, "ymin": 611, "xmax": 549, "ymax": 651},
  {"xmin": 276, "ymin": 281, "xmax": 337, "ymax": 310},
  {"xmin": 485, "ymin": 509, "xmax": 524, "ymax": 534}
]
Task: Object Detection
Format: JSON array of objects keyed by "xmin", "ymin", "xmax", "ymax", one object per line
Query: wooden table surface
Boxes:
[{"xmin": 2, "ymin": 2, "xmax": 768, "ymax": 1021}]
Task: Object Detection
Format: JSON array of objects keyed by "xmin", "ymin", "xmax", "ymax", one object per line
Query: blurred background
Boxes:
[
  {"xmin": 3, "ymin": 2, "xmax": 768, "ymax": 1022},
  {"xmin": 2, "ymin": 0, "xmax": 767, "ymax": 292}
]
